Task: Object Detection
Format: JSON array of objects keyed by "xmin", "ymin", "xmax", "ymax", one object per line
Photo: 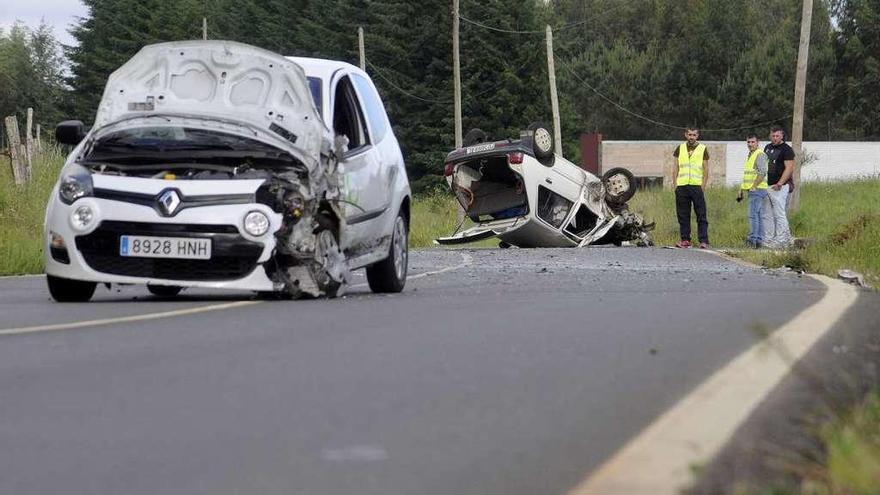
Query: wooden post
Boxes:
[
  {"xmin": 25, "ymin": 107, "xmax": 34, "ymax": 179},
  {"xmin": 36, "ymin": 124, "xmax": 41, "ymax": 151},
  {"xmin": 789, "ymin": 0, "xmax": 813, "ymax": 212},
  {"xmin": 4, "ymin": 116, "xmax": 26, "ymax": 185},
  {"xmin": 452, "ymin": 0, "xmax": 462, "ymax": 149},
  {"xmin": 546, "ymin": 25, "xmax": 562, "ymax": 156},
  {"xmin": 452, "ymin": 0, "xmax": 464, "ymax": 224},
  {"xmin": 202, "ymin": 17, "xmax": 208, "ymax": 40},
  {"xmin": 358, "ymin": 27, "xmax": 366, "ymax": 71}
]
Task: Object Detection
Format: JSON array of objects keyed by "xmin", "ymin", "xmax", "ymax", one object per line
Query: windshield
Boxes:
[{"xmin": 85, "ymin": 126, "xmax": 296, "ymax": 168}]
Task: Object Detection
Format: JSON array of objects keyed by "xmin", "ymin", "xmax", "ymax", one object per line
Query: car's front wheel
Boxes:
[
  {"xmin": 47, "ymin": 275, "xmax": 97, "ymax": 302},
  {"xmin": 602, "ymin": 167, "xmax": 637, "ymax": 205},
  {"xmin": 366, "ymin": 212, "xmax": 408, "ymax": 293},
  {"xmin": 147, "ymin": 285, "xmax": 183, "ymax": 297}
]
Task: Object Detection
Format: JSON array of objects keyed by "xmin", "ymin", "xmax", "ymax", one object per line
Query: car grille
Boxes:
[{"xmin": 75, "ymin": 221, "xmax": 264, "ymax": 281}]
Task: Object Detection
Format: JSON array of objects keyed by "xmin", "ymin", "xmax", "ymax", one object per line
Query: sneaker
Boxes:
[
  {"xmin": 699, "ymin": 242, "xmax": 710, "ymax": 249},
  {"xmin": 675, "ymin": 240, "xmax": 691, "ymax": 248}
]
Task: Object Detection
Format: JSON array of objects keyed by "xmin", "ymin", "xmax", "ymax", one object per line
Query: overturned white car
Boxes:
[
  {"xmin": 45, "ymin": 41, "xmax": 410, "ymax": 302},
  {"xmin": 437, "ymin": 125, "xmax": 652, "ymax": 248}
]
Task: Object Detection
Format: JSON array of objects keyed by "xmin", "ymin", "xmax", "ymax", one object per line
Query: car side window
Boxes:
[
  {"xmin": 333, "ymin": 75, "xmax": 369, "ymax": 151},
  {"xmin": 351, "ymin": 74, "xmax": 389, "ymax": 144}
]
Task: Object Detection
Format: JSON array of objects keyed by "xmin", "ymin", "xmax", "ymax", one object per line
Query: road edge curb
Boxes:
[{"xmin": 568, "ymin": 273, "xmax": 859, "ymax": 495}]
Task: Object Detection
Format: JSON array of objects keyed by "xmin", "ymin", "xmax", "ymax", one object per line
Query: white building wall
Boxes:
[{"xmin": 604, "ymin": 140, "xmax": 880, "ymax": 187}]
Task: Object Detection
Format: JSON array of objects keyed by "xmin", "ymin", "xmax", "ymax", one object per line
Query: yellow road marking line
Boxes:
[
  {"xmin": 0, "ymin": 252, "xmax": 472, "ymax": 337},
  {"xmin": 569, "ymin": 274, "xmax": 859, "ymax": 495}
]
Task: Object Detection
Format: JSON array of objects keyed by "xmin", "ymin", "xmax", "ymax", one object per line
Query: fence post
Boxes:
[
  {"xmin": 25, "ymin": 108, "xmax": 34, "ymax": 179},
  {"xmin": 4, "ymin": 115, "xmax": 27, "ymax": 185},
  {"xmin": 36, "ymin": 124, "xmax": 42, "ymax": 151}
]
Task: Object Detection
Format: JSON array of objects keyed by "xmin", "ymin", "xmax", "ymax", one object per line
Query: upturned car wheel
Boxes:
[
  {"xmin": 602, "ymin": 167, "xmax": 637, "ymax": 205},
  {"xmin": 464, "ymin": 128, "xmax": 488, "ymax": 146},
  {"xmin": 47, "ymin": 275, "xmax": 97, "ymax": 302},
  {"xmin": 147, "ymin": 285, "xmax": 183, "ymax": 297},
  {"xmin": 527, "ymin": 122, "xmax": 555, "ymax": 160},
  {"xmin": 366, "ymin": 212, "xmax": 408, "ymax": 293}
]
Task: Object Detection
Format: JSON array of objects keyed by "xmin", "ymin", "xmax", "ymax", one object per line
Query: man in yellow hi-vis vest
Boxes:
[
  {"xmin": 736, "ymin": 134, "xmax": 768, "ymax": 248},
  {"xmin": 672, "ymin": 127, "xmax": 710, "ymax": 248}
]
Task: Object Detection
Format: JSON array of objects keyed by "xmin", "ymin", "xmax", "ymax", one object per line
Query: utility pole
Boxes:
[
  {"xmin": 546, "ymin": 25, "xmax": 562, "ymax": 155},
  {"xmin": 452, "ymin": 0, "xmax": 462, "ymax": 149},
  {"xmin": 358, "ymin": 27, "xmax": 365, "ymax": 71},
  {"xmin": 202, "ymin": 17, "xmax": 208, "ymax": 40},
  {"xmin": 789, "ymin": 0, "xmax": 813, "ymax": 212},
  {"xmin": 452, "ymin": 0, "xmax": 465, "ymax": 224}
]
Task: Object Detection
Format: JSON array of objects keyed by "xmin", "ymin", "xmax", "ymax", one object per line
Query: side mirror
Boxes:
[{"xmin": 56, "ymin": 120, "xmax": 86, "ymax": 145}]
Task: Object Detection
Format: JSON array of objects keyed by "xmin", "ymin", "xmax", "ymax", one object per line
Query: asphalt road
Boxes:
[{"xmin": 0, "ymin": 247, "xmax": 827, "ymax": 495}]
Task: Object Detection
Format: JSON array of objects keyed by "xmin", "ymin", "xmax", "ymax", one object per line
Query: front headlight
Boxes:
[
  {"xmin": 243, "ymin": 211, "xmax": 270, "ymax": 236},
  {"xmin": 59, "ymin": 173, "xmax": 94, "ymax": 204}
]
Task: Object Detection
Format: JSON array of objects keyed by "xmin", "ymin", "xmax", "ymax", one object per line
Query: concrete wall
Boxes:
[{"xmin": 602, "ymin": 140, "xmax": 880, "ymax": 187}]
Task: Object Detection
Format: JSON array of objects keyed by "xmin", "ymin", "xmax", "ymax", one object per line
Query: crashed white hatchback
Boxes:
[
  {"xmin": 437, "ymin": 125, "xmax": 652, "ymax": 248},
  {"xmin": 45, "ymin": 41, "xmax": 411, "ymax": 302}
]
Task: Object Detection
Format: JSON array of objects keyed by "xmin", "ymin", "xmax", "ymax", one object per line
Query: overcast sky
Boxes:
[{"xmin": 0, "ymin": 0, "xmax": 88, "ymax": 46}]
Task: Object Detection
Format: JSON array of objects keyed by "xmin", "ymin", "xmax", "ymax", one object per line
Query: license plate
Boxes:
[
  {"xmin": 119, "ymin": 235, "xmax": 211, "ymax": 260},
  {"xmin": 465, "ymin": 143, "xmax": 495, "ymax": 154}
]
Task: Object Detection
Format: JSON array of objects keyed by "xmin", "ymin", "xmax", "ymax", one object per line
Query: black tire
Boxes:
[
  {"xmin": 46, "ymin": 275, "xmax": 96, "ymax": 302},
  {"xmin": 147, "ymin": 285, "xmax": 183, "ymax": 297},
  {"xmin": 366, "ymin": 211, "xmax": 408, "ymax": 293},
  {"xmin": 527, "ymin": 121, "xmax": 554, "ymax": 161},
  {"xmin": 313, "ymin": 219, "xmax": 343, "ymax": 299},
  {"xmin": 602, "ymin": 167, "xmax": 637, "ymax": 205},
  {"xmin": 463, "ymin": 128, "xmax": 488, "ymax": 146}
]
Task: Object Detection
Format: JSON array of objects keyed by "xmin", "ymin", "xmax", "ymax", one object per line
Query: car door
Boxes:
[{"xmin": 330, "ymin": 73, "xmax": 386, "ymax": 251}]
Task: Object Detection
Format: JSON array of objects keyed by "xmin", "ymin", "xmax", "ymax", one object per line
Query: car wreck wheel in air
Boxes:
[
  {"xmin": 463, "ymin": 128, "xmax": 488, "ymax": 146},
  {"xmin": 527, "ymin": 121, "xmax": 554, "ymax": 161},
  {"xmin": 602, "ymin": 167, "xmax": 637, "ymax": 205},
  {"xmin": 366, "ymin": 211, "xmax": 408, "ymax": 293}
]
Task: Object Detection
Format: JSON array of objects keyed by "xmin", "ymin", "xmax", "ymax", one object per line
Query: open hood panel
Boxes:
[{"xmin": 93, "ymin": 40, "xmax": 326, "ymax": 166}]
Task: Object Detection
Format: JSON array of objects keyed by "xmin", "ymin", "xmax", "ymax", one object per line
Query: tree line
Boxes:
[{"xmin": 1, "ymin": 0, "xmax": 877, "ymax": 189}]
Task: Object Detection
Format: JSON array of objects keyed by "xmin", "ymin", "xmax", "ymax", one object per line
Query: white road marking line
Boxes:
[
  {"xmin": 569, "ymin": 274, "xmax": 859, "ymax": 495},
  {"xmin": 0, "ymin": 252, "xmax": 473, "ymax": 337},
  {"xmin": 0, "ymin": 301, "xmax": 262, "ymax": 336}
]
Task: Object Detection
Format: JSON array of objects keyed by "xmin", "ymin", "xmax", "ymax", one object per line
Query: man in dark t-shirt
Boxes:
[{"xmin": 761, "ymin": 126, "xmax": 795, "ymax": 248}]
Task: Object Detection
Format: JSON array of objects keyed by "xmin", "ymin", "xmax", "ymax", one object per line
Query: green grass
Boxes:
[
  {"xmin": 627, "ymin": 180, "xmax": 880, "ymax": 286},
  {"xmin": 820, "ymin": 392, "xmax": 880, "ymax": 494},
  {"xmin": 0, "ymin": 146, "xmax": 66, "ymax": 275}
]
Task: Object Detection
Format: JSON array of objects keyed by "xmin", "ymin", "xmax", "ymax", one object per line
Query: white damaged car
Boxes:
[
  {"xmin": 437, "ymin": 125, "xmax": 652, "ymax": 248},
  {"xmin": 46, "ymin": 41, "xmax": 410, "ymax": 302}
]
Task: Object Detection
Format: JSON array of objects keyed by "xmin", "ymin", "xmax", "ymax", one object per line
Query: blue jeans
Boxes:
[{"xmin": 747, "ymin": 189, "xmax": 767, "ymax": 244}]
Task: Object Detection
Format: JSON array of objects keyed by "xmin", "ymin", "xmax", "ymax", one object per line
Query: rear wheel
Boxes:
[
  {"xmin": 47, "ymin": 275, "xmax": 96, "ymax": 302},
  {"xmin": 527, "ymin": 122, "xmax": 555, "ymax": 161},
  {"xmin": 147, "ymin": 285, "xmax": 183, "ymax": 297},
  {"xmin": 463, "ymin": 128, "xmax": 488, "ymax": 146},
  {"xmin": 366, "ymin": 212, "xmax": 408, "ymax": 293}
]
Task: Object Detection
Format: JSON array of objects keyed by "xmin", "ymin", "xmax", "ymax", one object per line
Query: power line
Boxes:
[
  {"xmin": 365, "ymin": 58, "xmax": 452, "ymax": 104},
  {"xmin": 458, "ymin": 14, "xmax": 590, "ymax": 35},
  {"xmin": 559, "ymin": 61, "xmax": 879, "ymax": 133}
]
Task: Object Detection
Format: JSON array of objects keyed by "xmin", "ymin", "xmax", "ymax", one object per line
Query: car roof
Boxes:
[{"xmin": 285, "ymin": 56, "xmax": 364, "ymax": 81}]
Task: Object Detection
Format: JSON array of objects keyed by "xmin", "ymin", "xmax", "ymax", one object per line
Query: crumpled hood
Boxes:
[{"xmin": 93, "ymin": 40, "xmax": 327, "ymax": 170}]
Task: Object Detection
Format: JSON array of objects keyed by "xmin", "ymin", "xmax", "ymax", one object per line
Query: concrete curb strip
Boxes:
[{"xmin": 569, "ymin": 274, "xmax": 859, "ymax": 495}]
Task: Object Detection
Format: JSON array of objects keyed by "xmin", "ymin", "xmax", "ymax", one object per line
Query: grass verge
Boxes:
[
  {"xmin": 0, "ymin": 146, "xmax": 66, "ymax": 275},
  {"xmin": 628, "ymin": 180, "xmax": 880, "ymax": 286}
]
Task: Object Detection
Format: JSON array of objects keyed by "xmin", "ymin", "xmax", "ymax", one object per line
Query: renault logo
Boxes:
[{"xmin": 158, "ymin": 190, "xmax": 181, "ymax": 216}]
